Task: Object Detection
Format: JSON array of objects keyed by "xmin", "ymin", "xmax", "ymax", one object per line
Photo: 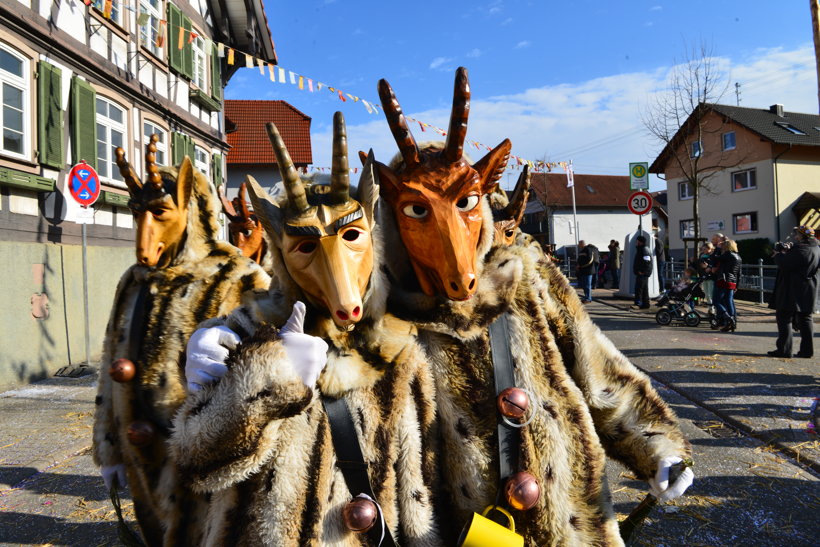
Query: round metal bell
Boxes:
[
  {"xmin": 342, "ymin": 496, "xmax": 378, "ymax": 533},
  {"xmin": 497, "ymin": 387, "xmax": 530, "ymax": 420},
  {"xmin": 109, "ymin": 358, "xmax": 136, "ymax": 383},
  {"xmin": 126, "ymin": 420, "xmax": 156, "ymax": 447},
  {"xmin": 504, "ymin": 471, "xmax": 541, "ymax": 510}
]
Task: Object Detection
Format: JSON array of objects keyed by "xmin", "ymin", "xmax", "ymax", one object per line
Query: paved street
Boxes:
[{"xmin": 0, "ymin": 294, "xmax": 817, "ymax": 546}]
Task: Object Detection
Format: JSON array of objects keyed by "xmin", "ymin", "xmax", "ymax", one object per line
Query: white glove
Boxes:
[
  {"xmin": 648, "ymin": 456, "xmax": 694, "ymax": 502},
  {"xmin": 101, "ymin": 464, "xmax": 127, "ymax": 491},
  {"xmin": 185, "ymin": 325, "xmax": 240, "ymax": 392},
  {"xmin": 279, "ymin": 301, "xmax": 329, "ymax": 388}
]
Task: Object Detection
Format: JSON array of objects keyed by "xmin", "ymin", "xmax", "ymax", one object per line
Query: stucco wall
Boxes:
[
  {"xmin": 774, "ymin": 152, "xmax": 820, "ymax": 240},
  {"xmin": 551, "ymin": 209, "xmax": 646, "ymax": 253}
]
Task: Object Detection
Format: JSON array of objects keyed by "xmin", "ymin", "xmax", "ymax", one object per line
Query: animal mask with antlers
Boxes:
[
  {"xmin": 491, "ymin": 165, "xmax": 531, "ymax": 247},
  {"xmin": 116, "ymin": 135, "xmax": 193, "ymax": 269},
  {"xmin": 219, "ymin": 182, "xmax": 267, "ymax": 264},
  {"xmin": 372, "ymin": 67, "xmax": 511, "ymax": 301},
  {"xmin": 247, "ymin": 112, "xmax": 378, "ymax": 329}
]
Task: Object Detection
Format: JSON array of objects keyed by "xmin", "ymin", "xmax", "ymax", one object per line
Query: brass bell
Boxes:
[
  {"xmin": 504, "ymin": 471, "xmax": 540, "ymax": 511},
  {"xmin": 342, "ymin": 496, "xmax": 378, "ymax": 533},
  {"xmin": 497, "ymin": 387, "xmax": 529, "ymax": 420},
  {"xmin": 126, "ymin": 420, "xmax": 156, "ymax": 447},
  {"xmin": 109, "ymin": 358, "xmax": 136, "ymax": 383}
]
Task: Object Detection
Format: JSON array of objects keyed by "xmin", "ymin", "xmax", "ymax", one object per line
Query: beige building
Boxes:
[{"xmin": 650, "ymin": 103, "xmax": 820, "ymax": 259}]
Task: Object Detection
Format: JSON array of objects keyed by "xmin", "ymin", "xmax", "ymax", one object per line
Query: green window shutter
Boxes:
[
  {"xmin": 37, "ymin": 61, "xmax": 64, "ymax": 169},
  {"xmin": 167, "ymin": 3, "xmax": 183, "ymax": 74},
  {"xmin": 187, "ymin": 136, "xmax": 195, "ymax": 162},
  {"xmin": 70, "ymin": 76, "xmax": 96, "ymax": 168},
  {"xmin": 172, "ymin": 132, "xmax": 185, "ymax": 165},
  {"xmin": 182, "ymin": 16, "xmax": 193, "ymax": 79},
  {"xmin": 212, "ymin": 152, "xmax": 222, "ymax": 187},
  {"xmin": 210, "ymin": 43, "xmax": 222, "ymax": 101}
]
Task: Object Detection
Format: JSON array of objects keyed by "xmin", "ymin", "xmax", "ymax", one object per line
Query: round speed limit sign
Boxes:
[{"xmin": 627, "ymin": 191, "xmax": 653, "ymax": 215}]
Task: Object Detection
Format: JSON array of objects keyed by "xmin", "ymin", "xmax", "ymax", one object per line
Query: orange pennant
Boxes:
[
  {"xmin": 177, "ymin": 26, "xmax": 184, "ymax": 50},
  {"xmin": 227, "ymin": 48, "xmax": 234, "ymax": 65}
]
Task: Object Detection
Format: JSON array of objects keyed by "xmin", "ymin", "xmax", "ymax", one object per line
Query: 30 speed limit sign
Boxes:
[{"xmin": 627, "ymin": 191, "xmax": 653, "ymax": 215}]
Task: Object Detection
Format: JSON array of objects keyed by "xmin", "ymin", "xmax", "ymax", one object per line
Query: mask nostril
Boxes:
[
  {"xmin": 468, "ymin": 279, "xmax": 476, "ymax": 290},
  {"xmin": 450, "ymin": 282, "xmax": 459, "ymax": 292},
  {"xmin": 336, "ymin": 310, "xmax": 349, "ymax": 321},
  {"xmin": 352, "ymin": 306, "xmax": 361, "ymax": 317}
]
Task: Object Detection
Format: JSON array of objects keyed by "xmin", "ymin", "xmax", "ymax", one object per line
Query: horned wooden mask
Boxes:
[
  {"xmin": 492, "ymin": 166, "xmax": 531, "ymax": 246},
  {"xmin": 219, "ymin": 182, "xmax": 267, "ymax": 264},
  {"xmin": 116, "ymin": 135, "xmax": 192, "ymax": 269},
  {"xmin": 247, "ymin": 112, "xmax": 378, "ymax": 328},
  {"xmin": 373, "ymin": 67, "xmax": 511, "ymax": 300}
]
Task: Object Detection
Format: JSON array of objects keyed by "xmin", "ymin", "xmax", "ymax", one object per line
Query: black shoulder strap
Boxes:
[
  {"xmin": 488, "ymin": 314, "xmax": 520, "ymax": 483},
  {"xmin": 322, "ymin": 397, "xmax": 397, "ymax": 546}
]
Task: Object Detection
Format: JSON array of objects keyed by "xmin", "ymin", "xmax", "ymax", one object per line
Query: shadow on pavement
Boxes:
[
  {"xmin": 0, "ymin": 511, "xmax": 121, "ymax": 545},
  {"xmin": 0, "ymin": 467, "xmax": 112, "ymax": 502}
]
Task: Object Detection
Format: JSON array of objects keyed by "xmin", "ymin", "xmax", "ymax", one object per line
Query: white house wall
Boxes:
[{"xmin": 551, "ymin": 209, "xmax": 642, "ymax": 251}]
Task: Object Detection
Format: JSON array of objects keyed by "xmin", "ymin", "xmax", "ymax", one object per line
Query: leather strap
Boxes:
[
  {"xmin": 322, "ymin": 397, "xmax": 396, "ymax": 546},
  {"xmin": 488, "ymin": 314, "xmax": 520, "ymax": 483}
]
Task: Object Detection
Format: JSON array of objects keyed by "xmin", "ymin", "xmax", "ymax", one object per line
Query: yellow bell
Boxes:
[{"xmin": 458, "ymin": 506, "xmax": 524, "ymax": 547}]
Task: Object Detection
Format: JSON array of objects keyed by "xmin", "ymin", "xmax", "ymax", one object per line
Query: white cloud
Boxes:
[
  {"xmin": 467, "ymin": 48, "xmax": 482, "ymax": 58},
  {"xmin": 650, "ymin": 5, "xmax": 662, "ymax": 11},
  {"xmin": 501, "ymin": 17, "xmax": 513, "ymax": 26},
  {"xmin": 515, "ymin": 40, "xmax": 531, "ymax": 49},
  {"xmin": 429, "ymin": 56, "xmax": 454, "ymax": 70}
]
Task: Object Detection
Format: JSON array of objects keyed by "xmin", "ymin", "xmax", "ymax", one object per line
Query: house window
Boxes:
[
  {"xmin": 731, "ymin": 169, "xmax": 756, "ymax": 192},
  {"xmin": 92, "ymin": 0, "xmax": 122, "ymax": 27},
  {"xmin": 192, "ymin": 35, "xmax": 208, "ymax": 91},
  {"xmin": 722, "ymin": 131, "xmax": 736, "ymax": 151},
  {"xmin": 775, "ymin": 122, "xmax": 806, "ymax": 135},
  {"xmin": 194, "ymin": 145, "xmax": 209, "ymax": 178},
  {"xmin": 0, "ymin": 44, "xmax": 29, "ymax": 159},
  {"xmin": 733, "ymin": 212, "xmax": 758, "ymax": 234},
  {"xmin": 143, "ymin": 121, "xmax": 166, "ymax": 166},
  {"xmin": 139, "ymin": 0, "xmax": 164, "ymax": 59},
  {"xmin": 678, "ymin": 181, "xmax": 694, "ymax": 200},
  {"xmin": 96, "ymin": 97, "xmax": 126, "ymax": 182},
  {"xmin": 680, "ymin": 219, "xmax": 695, "ymax": 239},
  {"xmin": 690, "ymin": 141, "xmax": 702, "ymax": 158}
]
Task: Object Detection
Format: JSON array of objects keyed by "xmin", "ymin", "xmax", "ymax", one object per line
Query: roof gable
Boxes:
[{"xmin": 225, "ymin": 100, "xmax": 312, "ymax": 165}]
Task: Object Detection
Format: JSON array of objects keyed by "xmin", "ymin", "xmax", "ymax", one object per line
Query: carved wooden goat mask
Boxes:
[
  {"xmin": 219, "ymin": 182, "xmax": 267, "ymax": 264},
  {"xmin": 116, "ymin": 135, "xmax": 192, "ymax": 269},
  {"xmin": 492, "ymin": 165, "xmax": 531, "ymax": 247},
  {"xmin": 373, "ymin": 67, "xmax": 511, "ymax": 300},
  {"xmin": 247, "ymin": 112, "xmax": 378, "ymax": 328}
]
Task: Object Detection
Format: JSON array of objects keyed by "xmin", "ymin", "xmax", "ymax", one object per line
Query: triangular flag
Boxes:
[
  {"xmin": 177, "ymin": 26, "xmax": 185, "ymax": 50},
  {"xmin": 268, "ymin": 63, "xmax": 275, "ymax": 81},
  {"xmin": 317, "ymin": 82, "xmax": 324, "ymax": 91},
  {"xmin": 298, "ymin": 76, "xmax": 304, "ymax": 90},
  {"xmin": 217, "ymin": 43, "xmax": 225, "ymax": 57},
  {"xmin": 307, "ymin": 78, "xmax": 314, "ymax": 92},
  {"xmin": 362, "ymin": 100, "xmax": 373, "ymax": 114},
  {"xmin": 278, "ymin": 67, "xmax": 285, "ymax": 83},
  {"xmin": 204, "ymin": 38, "xmax": 213, "ymax": 51},
  {"xmin": 188, "ymin": 32, "xmax": 198, "ymax": 45},
  {"xmin": 137, "ymin": 12, "xmax": 150, "ymax": 26},
  {"xmin": 337, "ymin": 89, "xmax": 346, "ymax": 102},
  {"xmin": 155, "ymin": 21, "xmax": 166, "ymax": 48},
  {"xmin": 227, "ymin": 48, "xmax": 234, "ymax": 65},
  {"xmin": 245, "ymin": 53, "xmax": 253, "ymax": 69},
  {"xmin": 257, "ymin": 58, "xmax": 264, "ymax": 75},
  {"xmin": 346, "ymin": 94, "xmax": 357, "ymax": 102},
  {"xmin": 289, "ymin": 71, "xmax": 296, "ymax": 84},
  {"xmin": 418, "ymin": 122, "xmax": 425, "ymax": 132}
]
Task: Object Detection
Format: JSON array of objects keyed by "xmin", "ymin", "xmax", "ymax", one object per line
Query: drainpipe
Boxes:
[{"xmin": 772, "ymin": 144, "xmax": 791, "ymax": 242}]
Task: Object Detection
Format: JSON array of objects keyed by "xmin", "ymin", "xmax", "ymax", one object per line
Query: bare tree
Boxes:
[{"xmin": 644, "ymin": 42, "xmax": 747, "ymax": 249}]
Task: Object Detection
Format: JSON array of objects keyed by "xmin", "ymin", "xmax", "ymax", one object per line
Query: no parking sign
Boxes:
[{"xmin": 68, "ymin": 161, "xmax": 101, "ymax": 207}]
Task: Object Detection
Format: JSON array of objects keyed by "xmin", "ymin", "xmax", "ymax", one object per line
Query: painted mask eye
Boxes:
[
  {"xmin": 402, "ymin": 204, "xmax": 428, "ymax": 219},
  {"xmin": 296, "ymin": 240, "xmax": 317, "ymax": 254},
  {"xmin": 505, "ymin": 230, "xmax": 515, "ymax": 238},
  {"xmin": 341, "ymin": 229, "xmax": 361, "ymax": 242},
  {"xmin": 456, "ymin": 195, "xmax": 480, "ymax": 212}
]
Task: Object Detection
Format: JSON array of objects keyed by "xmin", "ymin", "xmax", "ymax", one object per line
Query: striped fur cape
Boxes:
[{"xmin": 92, "ymin": 165, "xmax": 270, "ymax": 546}]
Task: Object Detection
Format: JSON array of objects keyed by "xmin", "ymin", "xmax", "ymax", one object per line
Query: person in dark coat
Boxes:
[
  {"xmin": 608, "ymin": 239, "xmax": 621, "ymax": 288},
  {"xmin": 631, "ymin": 235, "xmax": 652, "ymax": 309},
  {"xmin": 655, "ymin": 235, "xmax": 666, "ymax": 290},
  {"xmin": 768, "ymin": 226, "xmax": 820, "ymax": 358},
  {"xmin": 576, "ymin": 240, "xmax": 597, "ymax": 303},
  {"xmin": 712, "ymin": 239, "xmax": 742, "ymax": 332}
]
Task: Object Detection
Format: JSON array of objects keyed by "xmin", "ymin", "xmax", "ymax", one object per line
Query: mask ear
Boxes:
[
  {"xmin": 473, "ymin": 138, "xmax": 511, "ymax": 194},
  {"xmin": 245, "ymin": 175, "xmax": 283, "ymax": 247},
  {"xmin": 357, "ymin": 149, "xmax": 380, "ymax": 224},
  {"xmin": 176, "ymin": 156, "xmax": 195, "ymax": 211}
]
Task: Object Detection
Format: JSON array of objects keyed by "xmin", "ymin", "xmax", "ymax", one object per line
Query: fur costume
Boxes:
[
  {"xmin": 92, "ymin": 164, "xmax": 270, "ymax": 545},
  {"xmin": 169, "ymin": 198, "xmax": 443, "ymax": 546},
  {"xmin": 383, "ymin": 198, "xmax": 691, "ymax": 546}
]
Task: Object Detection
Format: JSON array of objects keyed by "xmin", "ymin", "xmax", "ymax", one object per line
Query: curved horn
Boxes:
[
  {"xmin": 265, "ymin": 122, "xmax": 309, "ymax": 212},
  {"xmin": 217, "ymin": 184, "xmax": 240, "ymax": 221},
  {"xmin": 115, "ymin": 147, "xmax": 142, "ymax": 196},
  {"xmin": 378, "ymin": 78, "xmax": 420, "ymax": 168},
  {"xmin": 145, "ymin": 134, "xmax": 162, "ymax": 190},
  {"xmin": 444, "ymin": 67, "xmax": 470, "ymax": 163},
  {"xmin": 505, "ymin": 164, "xmax": 531, "ymax": 221},
  {"xmin": 237, "ymin": 181, "xmax": 252, "ymax": 219},
  {"xmin": 330, "ymin": 111, "xmax": 350, "ymax": 204}
]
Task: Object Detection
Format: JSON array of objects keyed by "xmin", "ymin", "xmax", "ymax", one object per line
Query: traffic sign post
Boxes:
[
  {"xmin": 628, "ymin": 190, "xmax": 653, "ymax": 234},
  {"xmin": 629, "ymin": 162, "xmax": 649, "ymax": 190}
]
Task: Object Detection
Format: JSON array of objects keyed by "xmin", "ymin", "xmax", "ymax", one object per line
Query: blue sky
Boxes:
[{"xmin": 226, "ymin": 1, "xmax": 817, "ymax": 191}]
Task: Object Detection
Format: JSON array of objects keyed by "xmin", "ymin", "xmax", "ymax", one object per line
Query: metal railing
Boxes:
[{"xmin": 666, "ymin": 258, "xmax": 777, "ymax": 306}]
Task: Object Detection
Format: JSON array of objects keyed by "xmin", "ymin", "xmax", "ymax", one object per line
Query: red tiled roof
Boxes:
[
  {"xmin": 530, "ymin": 173, "xmax": 635, "ymax": 208},
  {"xmin": 225, "ymin": 100, "xmax": 312, "ymax": 165}
]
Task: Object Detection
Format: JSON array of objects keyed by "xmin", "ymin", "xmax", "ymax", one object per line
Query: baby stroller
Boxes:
[{"xmin": 655, "ymin": 278, "xmax": 706, "ymax": 327}]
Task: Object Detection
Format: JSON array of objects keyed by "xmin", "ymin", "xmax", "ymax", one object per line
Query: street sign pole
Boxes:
[{"xmin": 81, "ymin": 216, "xmax": 91, "ymax": 367}]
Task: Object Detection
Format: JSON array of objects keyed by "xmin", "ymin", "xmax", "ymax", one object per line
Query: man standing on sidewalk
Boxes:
[
  {"xmin": 608, "ymin": 239, "xmax": 621, "ymax": 288},
  {"xmin": 768, "ymin": 226, "xmax": 820, "ymax": 358},
  {"xmin": 632, "ymin": 235, "xmax": 652, "ymax": 309},
  {"xmin": 576, "ymin": 240, "xmax": 597, "ymax": 303}
]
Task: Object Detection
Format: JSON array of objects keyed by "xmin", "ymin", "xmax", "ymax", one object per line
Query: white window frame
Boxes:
[
  {"xmin": 96, "ymin": 96, "xmax": 126, "ymax": 184},
  {"xmin": 731, "ymin": 169, "xmax": 756, "ymax": 193},
  {"xmin": 92, "ymin": 0, "xmax": 123, "ymax": 27},
  {"xmin": 689, "ymin": 141, "xmax": 702, "ymax": 158},
  {"xmin": 139, "ymin": 0, "xmax": 164, "ymax": 60},
  {"xmin": 194, "ymin": 145, "xmax": 209, "ymax": 178},
  {"xmin": 192, "ymin": 34, "xmax": 208, "ymax": 91},
  {"xmin": 680, "ymin": 219, "xmax": 695, "ymax": 239},
  {"xmin": 0, "ymin": 43, "xmax": 30, "ymax": 161},
  {"xmin": 143, "ymin": 121, "xmax": 167, "ymax": 166},
  {"xmin": 678, "ymin": 181, "xmax": 694, "ymax": 201},
  {"xmin": 733, "ymin": 212, "xmax": 758, "ymax": 234},
  {"xmin": 722, "ymin": 131, "xmax": 736, "ymax": 151}
]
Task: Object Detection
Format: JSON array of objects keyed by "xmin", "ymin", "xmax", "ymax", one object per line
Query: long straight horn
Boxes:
[
  {"xmin": 145, "ymin": 134, "xmax": 163, "ymax": 190},
  {"xmin": 115, "ymin": 147, "xmax": 142, "ymax": 196},
  {"xmin": 444, "ymin": 67, "xmax": 470, "ymax": 163},
  {"xmin": 505, "ymin": 164, "xmax": 531, "ymax": 220},
  {"xmin": 218, "ymin": 184, "xmax": 240, "ymax": 221},
  {"xmin": 378, "ymin": 78, "xmax": 420, "ymax": 168},
  {"xmin": 265, "ymin": 122, "xmax": 309, "ymax": 212},
  {"xmin": 330, "ymin": 111, "xmax": 350, "ymax": 204}
]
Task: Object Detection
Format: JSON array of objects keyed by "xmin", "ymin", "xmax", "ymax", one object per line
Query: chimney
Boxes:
[{"xmin": 769, "ymin": 104, "xmax": 785, "ymax": 117}]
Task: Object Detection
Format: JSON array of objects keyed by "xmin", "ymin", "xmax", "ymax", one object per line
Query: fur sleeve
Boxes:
[
  {"xmin": 170, "ymin": 325, "xmax": 314, "ymax": 493},
  {"xmin": 537, "ymin": 258, "xmax": 691, "ymax": 480}
]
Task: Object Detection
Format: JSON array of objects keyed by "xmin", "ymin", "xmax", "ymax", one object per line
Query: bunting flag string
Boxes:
[{"xmin": 83, "ymin": 0, "xmax": 564, "ymax": 173}]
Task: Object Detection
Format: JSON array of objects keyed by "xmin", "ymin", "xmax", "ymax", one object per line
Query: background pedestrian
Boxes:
[
  {"xmin": 632, "ymin": 235, "xmax": 652, "ymax": 309},
  {"xmin": 713, "ymin": 239, "xmax": 741, "ymax": 332},
  {"xmin": 608, "ymin": 239, "xmax": 621, "ymax": 288},
  {"xmin": 576, "ymin": 240, "xmax": 597, "ymax": 303}
]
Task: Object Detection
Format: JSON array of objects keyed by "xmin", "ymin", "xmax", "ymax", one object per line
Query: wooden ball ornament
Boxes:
[
  {"xmin": 126, "ymin": 420, "xmax": 156, "ymax": 447},
  {"xmin": 109, "ymin": 358, "xmax": 136, "ymax": 383},
  {"xmin": 497, "ymin": 387, "xmax": 530, "ymax": 419},
  {"xmin": 504, "ymin": 471, "xmax": 541, "ymax": 510},
  {"xmin": 342, "ymin": 496, "xmax": 378, "ymax": 533}
]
